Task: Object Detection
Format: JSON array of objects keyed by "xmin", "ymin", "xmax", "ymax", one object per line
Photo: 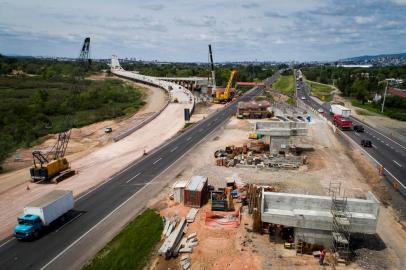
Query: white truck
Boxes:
[
  {"xmin": 14, "ymin": 190, "xmax": 74, "ymax": 239},
  {"xmin": 330, "ymin": 104, "xmax": 351, "ymax": 118}
]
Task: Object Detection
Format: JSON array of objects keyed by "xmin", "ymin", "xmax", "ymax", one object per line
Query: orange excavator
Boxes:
[{"xmin": 214, "ymin": 70, "xmax": 237, "ymax": 103}]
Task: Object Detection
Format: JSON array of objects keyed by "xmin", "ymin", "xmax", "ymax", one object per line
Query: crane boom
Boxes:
[
  {"xmin": 223, "ymin": 70, "xmax": 237, "ymax": 100},
  {"xmin": 214, "ymin": 69, "xmax": 237, "ymax": 103},
  {"xmin": 208, "ymin": 44, "xmax": 216, "ymax": 92}
]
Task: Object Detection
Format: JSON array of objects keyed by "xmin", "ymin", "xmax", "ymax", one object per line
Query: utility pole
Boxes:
[{"xmin": 381, "ymin": 80, "xmax": 389, "ymax": 114}]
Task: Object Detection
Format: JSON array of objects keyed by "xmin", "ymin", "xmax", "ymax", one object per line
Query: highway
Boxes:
[
  {"xmin": 0, "ymin": 74, "xmax": 277, "ymax": 269},
  {"xmin": 295, "ymin": 70, "xmax": 406, "ymax": 196}
]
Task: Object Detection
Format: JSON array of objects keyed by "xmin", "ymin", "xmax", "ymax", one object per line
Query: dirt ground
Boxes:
[
  {"xmin": 144, "ymin": 111, "xmax": 406, "ymax": 269},
  {"xmin": 0, "ymin": 75, "xmax": 201, "ymax": 240},
  {"xmin": 0, "ymin": 74, "xmax": 167, "ymax": 193}
]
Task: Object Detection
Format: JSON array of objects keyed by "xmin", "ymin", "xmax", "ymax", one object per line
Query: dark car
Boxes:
[
  {"xmin": 354, "ymin": 125, "xmax": 364, "ymax": 132},
  {"xmin": 361, "ymin": 139, "xmax": 372, "ymax": 147}
]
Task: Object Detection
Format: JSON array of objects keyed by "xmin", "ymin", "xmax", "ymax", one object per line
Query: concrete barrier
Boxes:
[{"xmin": 110, "ymin": 56, "xmax": 195, "ymax": 141}]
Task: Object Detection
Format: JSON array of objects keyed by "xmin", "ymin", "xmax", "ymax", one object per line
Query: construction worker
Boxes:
[{"xmin": 319, "ymin": 249, "xmax": 326, "ymax": 265}]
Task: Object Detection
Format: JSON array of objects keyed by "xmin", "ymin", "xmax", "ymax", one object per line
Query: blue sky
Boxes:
[{"xmin": 0, "ymin": 0, "xmax": 405, "ymax": 62}]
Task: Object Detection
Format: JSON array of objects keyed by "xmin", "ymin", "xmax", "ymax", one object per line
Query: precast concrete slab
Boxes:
[{"xmin": 261, "ymin": 191, "xmax": 380, "ymax": 235}]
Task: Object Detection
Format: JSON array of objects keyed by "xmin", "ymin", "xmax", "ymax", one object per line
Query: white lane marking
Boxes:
[
  {"xmin": 170, "ymin": 146, "xmax": 178, "ymax": 152},
  {"xmin": 207, "ymin": 123, "xmax": 211, "ymax": 127},
  {"xmin": 40, "ymin": 175, "xmax": 156, "ymax": 270},
  {"xmin": 153, "ymin": 158, "xmax": 162, "ymax": 165},
  {"xmin": 39, "ymin": 94, "xmax": 236, "ymax": 270},
  {"xmin": 187, "ymin": 136, "xmax": 192, "ymax": 141},
  {"xmin": 372, "ymin": 145, "xmax": 378, "ymax": 149},
  {"xmin": 76, "ymin": 177, "xmax": 112, "ymax": 202},
  {"xmin": 55, "ymin": 213, "xmax": 84, "ymax": 233},
  {"xmin": 393, "ymin": 160, "xmax": 403, "ymax": 167},
  {"xmin": 335, "ymin": 125, "xmax": 406, "ymax": 191},
  {"xmin": 351, "ymin": 118, "xmax": 406, "ymax": 151},
  {"xmin": 0, "ymin": 237, "xmax": 15, "ymax": 249},
  {"xmin": 126, "ymin": 172, "xmax": 141, "ymax": 184},
  {"xmin": 354, "ymin": 132, "xmax": 360, "ymax": 137}
]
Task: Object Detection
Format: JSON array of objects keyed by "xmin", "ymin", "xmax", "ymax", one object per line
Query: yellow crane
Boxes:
[{"xmin": 214, "ymin": 70, "xmax": 237, "ymax": 103}]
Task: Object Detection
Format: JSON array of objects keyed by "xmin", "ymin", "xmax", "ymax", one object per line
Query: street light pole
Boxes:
[{"xmin": 381, "ymin": 80, "xmax": 388, "ymax": 114}]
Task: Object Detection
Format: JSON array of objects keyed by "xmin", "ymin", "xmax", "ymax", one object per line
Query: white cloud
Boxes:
[
  {"xmin": 0, "ymin": 0, "xmax": 404, "ymax": 61},
  {"xmin": 391, "ymin": 0, "xmax": 406, "ymax": 5},
  {"xmin": 354, "ymin": 16, "xmax": 375, "ymax": 24}
]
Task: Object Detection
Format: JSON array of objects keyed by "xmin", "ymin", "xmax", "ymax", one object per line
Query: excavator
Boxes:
[
  {"xmin": 214, "ymin": 70, "xmax": 237, "ymax": 103},
  {"xmin": 30, "ymin": 130, "xmax": 74, "ymax": 183}
]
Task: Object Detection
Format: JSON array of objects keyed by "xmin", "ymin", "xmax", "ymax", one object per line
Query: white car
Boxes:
[
  {"xmin": 301, "ymin": 96, "xmax": 306, "ymax": 100},
  {"xmin": 317, "ymin": 108, "xmax": 324, "ymax": 113}
]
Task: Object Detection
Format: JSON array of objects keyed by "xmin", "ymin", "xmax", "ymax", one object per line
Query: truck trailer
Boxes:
[
  {"xmin": 330, "ymin": 104, "xmax": 351, "ymax": 118},
  {"xmin": 14, "ymin": 190, "xmax": 74, "ymax": 239}
]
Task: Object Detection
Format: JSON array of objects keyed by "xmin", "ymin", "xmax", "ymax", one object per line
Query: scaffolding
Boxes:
[{"xmin": 329, "ymin": 182, "xmax": 352, "ymax": 264}]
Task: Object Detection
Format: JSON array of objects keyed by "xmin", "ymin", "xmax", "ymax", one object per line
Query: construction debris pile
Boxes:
[
  {"xmin": 236, "ymin": 100, "xmax": 273, "ymax": 119},
  {"xmin": 214, "ymin": 143, "xmax": 306, "ymax": 169},
  {"xmin": 160, "ymin": 210, "xmax": 200, "ymax": 269}
]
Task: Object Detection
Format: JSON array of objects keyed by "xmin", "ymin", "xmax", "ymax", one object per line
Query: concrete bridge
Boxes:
[
  {"xmin": 110, "ymin": 55, "xmax": 194, "ymax": 107},
  {"xmin": 157, "ymin": 76, "xmax": 209, "ymax": 92}
]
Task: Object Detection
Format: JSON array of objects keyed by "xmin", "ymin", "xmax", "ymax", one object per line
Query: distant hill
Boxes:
[{"xmin": 341, "ymin": 53, "xmax": 406, "ymax": 62}]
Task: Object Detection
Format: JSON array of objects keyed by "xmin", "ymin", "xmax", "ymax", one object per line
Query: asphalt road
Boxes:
[
  {"xmin": 0, "ymin": 77, "xmax": 275, "ymax": 269},
  {"xmin": 294, "ymin": 69, "xmax": 406, "ymax": 195}
]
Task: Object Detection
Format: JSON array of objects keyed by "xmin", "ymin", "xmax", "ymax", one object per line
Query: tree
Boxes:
[
  {"xmin": 32, "ymin": 89, "xmax": 49, "ymax": 109},
  {"xmin": 352, "ymin": 80, "xmax": 369, "ymax": 104}
]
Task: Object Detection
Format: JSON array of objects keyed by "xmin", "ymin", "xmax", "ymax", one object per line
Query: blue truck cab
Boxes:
[{"xmin": 14, "ymin": 214, "xmax": 43, "ymax": 239}]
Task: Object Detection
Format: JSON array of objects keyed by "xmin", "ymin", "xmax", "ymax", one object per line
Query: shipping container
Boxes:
[
  {"xmin": 184, "ymin": 176, "xmax": 208, "ymax": 208},
  {"xmin": 173, "ymin": 180, "xmax": 188, "ymax": 203}
]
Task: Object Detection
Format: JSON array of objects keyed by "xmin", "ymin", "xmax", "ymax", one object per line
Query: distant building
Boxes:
[{"xmin": 336, "ymin": 64, "xmax": 373, "ymax": 68}]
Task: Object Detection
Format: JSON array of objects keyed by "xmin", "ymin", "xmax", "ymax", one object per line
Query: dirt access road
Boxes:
[
  {"xmin": 0, "ymin": 75, "xmax": 193, "ymax": 240},
  {"xmin": 0, "ymin": 74, "xmax": 167, "ymax": 193}
]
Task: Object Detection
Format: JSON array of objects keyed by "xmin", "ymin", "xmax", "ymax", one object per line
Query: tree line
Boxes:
[{"xmin": 301, "ymin": 66, "xmax": 406, "ymax": 120}]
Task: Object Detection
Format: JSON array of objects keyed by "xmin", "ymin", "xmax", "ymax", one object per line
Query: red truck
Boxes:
[{"xmin": 333, "ymin": 114, "xmax": 353, "ymax": 130}]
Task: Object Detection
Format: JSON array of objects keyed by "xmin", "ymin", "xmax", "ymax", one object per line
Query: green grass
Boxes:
[
  {"xmin": 355, "ymin": 109, "xmax": 374, "ymax": 116},
  {"xmin": 305, "ymin": 80, "xmax": 333, "ymax": 102},
  {"xmin": 181, "ymin": 122, "xmax": 195, "ymax": 132},
  {"xmin": 272, "ymin": 75, "xmax": 295, "ymax": 96},
  {"xmin": 351, "ymin": 99, "xmax": 406, "ymax": 121},
  {"xmin": 0, "ymin": 77, "xmax": 145, "ymax": 163},
  {"xmin": 351, "ymin": 99, "xmax": 381, "ymax": 114},
  {"xmin": 83, "ymin": 209, "xmax": 163, "ymax": 270}
]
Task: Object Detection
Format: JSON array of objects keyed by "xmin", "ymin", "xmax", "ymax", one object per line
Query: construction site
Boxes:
[
  {"xmin": 142, "ymin": 97, "xmax": 406, "ymax": 270},
  {"xmin": 0, "ymin": 42, "xmax": 405, "ymax": 270}
]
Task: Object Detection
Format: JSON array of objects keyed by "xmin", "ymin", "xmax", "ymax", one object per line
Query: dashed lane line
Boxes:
[
  {"xmin": 153, "ymin": 158, "xmax": 162, "ymax": 165},
  {"xmin": 126, "ymin": 172, "xmax": 141, "ymax": 184},
  {"xmin": 393, "ymin": 160, "xmax": 403, "ymax": 167}
]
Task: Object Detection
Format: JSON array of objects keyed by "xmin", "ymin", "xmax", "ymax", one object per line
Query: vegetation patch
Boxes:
[
  {"xmin": 181, "ymin": 122, "xmax": 196, "ymax": 132},
  {"xmin": 83, "ymin": 209, "xmax": 163, "ymax": 270},
  {"xmin": 272, "ymin": 75, "xmax": 295, "ymax": 96},
  {"xmin": 355, "ymin": 109, "xmax": 374, "ymax": 116},
  {"xmin": 302, "ymin": 66, "xmax": 406, "ymax": 121},
  {"xmin": 305, "ymin": 80, "xmax": 333, "ymax": 102},
  {"xmin": 352, "ymin": 98, "xmax": 406, "ymax": 121},
  {"xmin": 0, "ymin": 76, "xmax": 144, "ymax": 163}
]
